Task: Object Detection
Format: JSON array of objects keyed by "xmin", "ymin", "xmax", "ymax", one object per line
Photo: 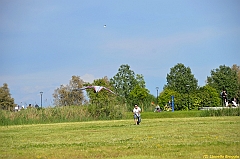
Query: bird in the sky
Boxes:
[
  {"xmin": 78, "ymin": 86, "xmax": 115, "ymax": 94},
  {"xmin": 104, "ymin": 25, "xmax": 106, "ymax": 28}
]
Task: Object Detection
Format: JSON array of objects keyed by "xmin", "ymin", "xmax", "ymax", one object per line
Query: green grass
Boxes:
[
  {"xmin": 124, "ymin": 111, "xmax": 199, "ymax": 120},
  {"xmin": 127, "ymin": 108, "xmax": 240, "ymax": 119},
  {"xmin": 0, "ymin": 116, "xmax": 239, "ymax": 159}
]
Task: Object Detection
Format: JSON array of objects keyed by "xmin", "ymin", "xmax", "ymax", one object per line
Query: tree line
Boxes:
[
  {"xmin": 161, "ymin": 64, "xmax": 239, "ymax": 110},
  {"xmin": 1, "ymin": 63, "xmax": 240, "ymax": 111}
]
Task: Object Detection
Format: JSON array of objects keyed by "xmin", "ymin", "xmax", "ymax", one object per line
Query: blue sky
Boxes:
[{"xmin": 0, "ymin": 0, "xmax": 240, "ymax": 107}]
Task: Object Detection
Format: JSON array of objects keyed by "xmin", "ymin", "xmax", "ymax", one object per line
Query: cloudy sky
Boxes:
[{"xmin": 0, "ymin": 0, "xmax": 239, "ymax": 107}]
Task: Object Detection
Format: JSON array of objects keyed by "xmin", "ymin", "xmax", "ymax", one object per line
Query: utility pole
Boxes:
[
  {"xmin": 40, "ymin": 92, "xmax": 43, "ymax": 108},
  {"xmin": 156, "ymin": 87, "xmax": 159, "ymax": 105},
  {"xmin": 186, "ymin": 85, "xmax": 190, "ymax": 110}
]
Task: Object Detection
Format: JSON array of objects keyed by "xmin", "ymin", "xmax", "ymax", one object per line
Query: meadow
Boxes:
[{"xmin": 0, "ymin": 116, "xmax": 239, "ymax": 159}]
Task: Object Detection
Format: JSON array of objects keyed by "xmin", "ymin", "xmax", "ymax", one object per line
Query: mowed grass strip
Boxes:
[{"xmin": 0, "ymin": 117, "xmax": 239, "ymax": 159}]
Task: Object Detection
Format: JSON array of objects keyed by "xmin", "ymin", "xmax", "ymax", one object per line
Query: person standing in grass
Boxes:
[
  {"xmin": 221, "ymin": 90, "xmax": 228, "ymax": 106},
  {"xmin": 133, "ymin": 104, "xmax": 141, "ymax": 125}
]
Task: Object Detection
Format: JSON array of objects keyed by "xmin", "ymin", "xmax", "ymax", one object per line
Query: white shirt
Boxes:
[{"xmin": 133, "ymin": 107, "xmax": 141, "ymax": 116}]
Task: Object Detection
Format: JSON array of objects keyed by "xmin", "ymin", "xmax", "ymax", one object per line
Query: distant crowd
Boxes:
[
  {"xmin": 14, "ymin": 104, "xmax": 40, "ymax": 111},
  {"xmin": 221, "ymin": 90, "xmax": 239, "ymax": 107}
]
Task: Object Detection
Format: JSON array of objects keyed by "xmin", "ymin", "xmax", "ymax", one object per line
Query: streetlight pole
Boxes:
[
  {"xmin": 186, "ymin": 85, "xmax": 190, "ymax": 110},
  {"xmin": 156, "ymin": 87, "xmax": 159, "ymax": 105},
  {"xmin": 40, "ymin": 92, "xmax": 43, "ymax": 109}
]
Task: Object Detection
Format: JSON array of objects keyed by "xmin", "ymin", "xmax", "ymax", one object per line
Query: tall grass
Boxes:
[
  {"xmin": 1, "ymin": 106, "xmax": 239, "ymax": 126},
  {"xmin": 0, "ymin": 104, "xmax": 127, "ymax": 126},
  {"xmin": 200, "ymin": 107, "xmax": 240, "ymax": 117}
]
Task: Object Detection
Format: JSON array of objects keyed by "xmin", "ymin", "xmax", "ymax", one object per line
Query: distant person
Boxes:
[
  {"xmin": 168, "ymin": 100, "xmax": 171, "ymax": 107},
  {"xmin": 27, "ymin": 104, "xmax": 32, "ymax": 108},
  {"xmin": 132, "ymin": 104, "xmax": 141, "ymax": 125},
  {"xmin": 14, "ymin": 105, "xmax": 19, "ymax": 112},
  {"xmin": 35, "ymin": 104, "xmax": 39, "ymax": 108},
  {"xmin": 154, "ymin": 105, "xmax": 160, "ymax": 112},
  {"xmin": 225, "ymin": 101, "xmax": 229, "ymax": 107},
  {"xmin": 232, "ymin": 98, "xmax": 238, "ymax": 107},
  {"xmin": 221, "ymin": 90, "xmax": 227, "ymax": 106}
]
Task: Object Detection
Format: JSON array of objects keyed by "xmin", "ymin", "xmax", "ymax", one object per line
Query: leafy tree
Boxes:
[
  {"xmin": 207, "ymin": 65, "xmax": 238, "ymax": 100},
  {"xmin": 231, "ymin": 64, "xmax": 240, "ymax": 101},
  {"xmin": 53, "ymin": 76, "xmax": 85, "ymax": 106},
  {"xmin": 129, "ymin": 85, "xmax": 149, "ymax": 110},
  {"xmin": 85, "ymin": 77, "xmax": 125, "ymax": 119},
  {"xmin": 158, "ymin": 88, "xmax": 182, "ymax": 110},
  {"xmin": 232, "ymin": 64, "xmax": 240, "ymax": 84},
  {"xmin": 129, "ymin": 74, "xmax": 149, "ymax": 103},
  {"xmin": 110, "ymin": 64, "xmax": 152, "ymax": 110},
  {"xmin": 85, "ymin": 76, "xmax": 116, "ymax": 106},
  {"xmin": 145, "ymin": 93, "xmax": 157, "ymax": 111},
  {"xmin": 164, "ymin": 63, "xmax": 198, "ymax": 94},
  {"xmin": 135, "ymin": 74, "xmax": 146, "ymax": 88},
  {"xmin": 0, "ymin": 83, "xmax": 15, "ymax": 110},
  {"xmin": 159, "ymin": 85, "xmax": 220, "ymax": 111},
  {"xmin": 197, "ymin": 85, "xmax": 221, "ymax": 107},
  {"xmin": 110, "ymin": 64, "xmax": 137, "ymax": 102},
  {"xmin": 158, "ymin": 88, "xmax": 174, "ymax": 107}
]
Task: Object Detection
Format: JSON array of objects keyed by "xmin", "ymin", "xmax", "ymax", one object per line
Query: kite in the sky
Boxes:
[{"xmin": 78, "ymin": 86, "xmax": 116, "ymax": 94}]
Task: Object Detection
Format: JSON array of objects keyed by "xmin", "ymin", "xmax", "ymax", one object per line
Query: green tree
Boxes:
[
  {"xmin": 158, "ymin": 88, "xmax": 173, "ymax": 107},
  {"xmin": 110, "ymin": 64, "xmax": 137, "ymax": 102},
  {"xmin": 207, "ymin": 65, "xmax": 238, "ymax": 100},
  {"xmin": 197, "ymin": 85, "xmax": 221, "ymax": 107},
  {"xmin": 129, "ymin": 74, "xmax": 149, "ymax": 104},
  {"xmin": 0, "ymin": 83, "xmax": 15, "ymax": 110},
  {"xmin": 85, "ymin": 76, "xmax": 116, "ymax": 106},
  {"xmin": 53, "ymin": 76, "xmax": 85, "ymax": 106},
  {"xmin": 84, "ymin": 76, "xmax": 122, "ymax": 119},
  {"xmin": 158, "ymin": 88, "xmax": 182, "ymax": 110},
  {"xmin": 164, "ymin": 63, "xmax": 198, "ymax": 94},
  {"xmin": 136, "ymin": 74, "xmax": 146, "ymax": 88},
  {"xmin": 110, "ymin": 64, "xmax": 152, "ymax": 110},
  {"xmin": 145, "ymin": 93, "xmax": 157, "ymax": 111},
  {"xmin": 231, "ymin": 64, "xmax": 240, "ymax": 101},
  {"xmin": 129, "ymin": 85, "xmax": 149, "ymax": 111}
]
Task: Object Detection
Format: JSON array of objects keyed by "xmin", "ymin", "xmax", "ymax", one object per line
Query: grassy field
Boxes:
[{"xmin": 0, "ymin": 116, "xmax": 239, "ymax": 159}]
